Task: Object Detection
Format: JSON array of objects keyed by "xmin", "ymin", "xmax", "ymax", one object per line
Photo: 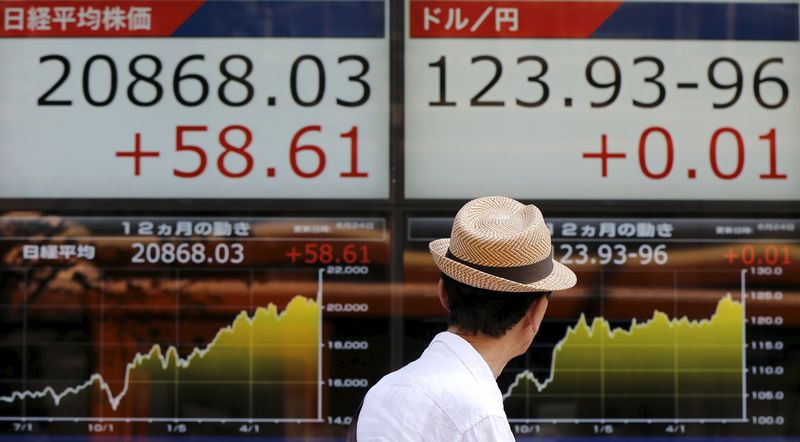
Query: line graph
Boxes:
[
  {"xmin": 0, "ymin": 268, "xmax": 326, "ymax": 423},
  {"xmin": 0, "ymin": 215, "xmax": 392, "ymax": 436},
  {"xmin": 503, "ymin": 270, "xmax": 748, "ymax": 423}
]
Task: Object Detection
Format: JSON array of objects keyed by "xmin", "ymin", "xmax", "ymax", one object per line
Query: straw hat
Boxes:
[{"xmin": 430, "ymin": 196, "xmax": 576, "ymax": 293}]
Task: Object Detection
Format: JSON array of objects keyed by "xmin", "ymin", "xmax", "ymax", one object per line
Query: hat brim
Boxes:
[{"xmin": 429, "ymin": 238, "xmax": 576, "ymax": 293}]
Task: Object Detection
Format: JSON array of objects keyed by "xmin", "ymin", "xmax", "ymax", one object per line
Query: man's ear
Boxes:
[
  {"xmin": 525, "ymin": 295, "xmax": 549, "ymax": 335},
  {"xmin": 437, "ymin": 278, "xmax": 450, "ymax": 312}
]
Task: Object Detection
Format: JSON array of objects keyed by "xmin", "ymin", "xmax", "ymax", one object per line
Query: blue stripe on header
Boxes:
[
  {"xmin": 591, "ymin": 2, "xmax": 799, "ymax": 41},
  {"xmin": 173, "ymin": 0, "xmax": 385, "ymax": 37}
]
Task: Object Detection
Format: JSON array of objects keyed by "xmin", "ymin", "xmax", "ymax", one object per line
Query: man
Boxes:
[{"xmin": 355, "ymin": 196, "xmax": 577, "ymax": 441}]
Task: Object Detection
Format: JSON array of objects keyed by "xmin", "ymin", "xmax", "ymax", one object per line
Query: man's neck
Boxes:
[{"xmin": 448, "ymin": 327, "xmax": 517, "ymax": 379}]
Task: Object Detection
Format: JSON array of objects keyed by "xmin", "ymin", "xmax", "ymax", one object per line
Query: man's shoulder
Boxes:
[{"xmin": 360, "ymin": 350, "xmax": 506, "ymax": 432}]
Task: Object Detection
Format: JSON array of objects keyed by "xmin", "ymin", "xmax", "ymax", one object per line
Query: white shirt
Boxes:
[{"xmin": 356, "ymin": 331, "xmax": 515, "ymax": 441}]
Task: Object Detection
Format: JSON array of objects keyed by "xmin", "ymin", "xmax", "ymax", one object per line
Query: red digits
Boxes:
[
  {"xmin": 359, "ymin": 245, "xmax": 371, "ymax": 264},
  {"xmin": 340, "ymin": 126, "xmax": 368, "ymax": 178},
  {"xmin": 764, "ymin": 245, "xmax": 779, "ymax": 266},
  {"xmin": 217, "ymin": 125, "xmax": 253, "ymax": 178},
  {"xmin": 174, "ymin": 126, "xmax": 208, "ymax": 178},
  {"xmin": 710, "ymin": 128, "xmax": 744, "ymax": 180},
  {"xmin": 319, "ymin": 244, "xmax": 334, "ymax": 264},
  {"xmin": 290, "ymin": 125, "xmax": 326, "ymax": 178},
  {"xmin": 740, "ymin": 244, "xmax": 755, "ymax": 265},
  {"xmin": 759, "ymin": 129, "xmax": 787, "ymax": 180},
  {"xmin": 582, "ymin": 134, "xmax": 627, "ymax": 178},
  {"xmin": 638, "ymin": 127, "xmax": 673, "ymax": 179},
  {"xmin": 116, "ymin": 132, "xmax": 160, "ymax": 176},
  {"xmin": 723, "ymin": 246, "xmax": 739, "ymax": 264},
  {"xmin": 782, "ymin": 246, "xmax": 792, "ymax": 265},
  {"xmin": 285, "ymin": 246, "xmax": 302, "ymax": 263}
]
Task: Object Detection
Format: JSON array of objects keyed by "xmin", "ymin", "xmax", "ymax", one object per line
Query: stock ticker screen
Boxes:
[
  {"xmin": 0, "ymin": 0, "xmax": 799, "ymax": 440},
  {"xmin": 404, "ymin": 217, "xmax": 800, "ymax": 437},
  {"xmin": 0, "ymin": 216, "xmax": 392, "ymax": 438}
]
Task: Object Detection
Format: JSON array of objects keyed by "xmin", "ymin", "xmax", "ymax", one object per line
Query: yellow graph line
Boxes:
[
  {"xmin": 502, "ymin": 294, "xmax": 742, "ymax": 399},
  {"xmin": 0, "ymin": 295, "xmax": 319, "ymax": 411}
]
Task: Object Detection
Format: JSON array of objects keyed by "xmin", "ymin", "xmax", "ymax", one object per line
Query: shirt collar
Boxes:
[{"xmin": 431, "ymin": 331, "xmax": 504, "ymax": 405}]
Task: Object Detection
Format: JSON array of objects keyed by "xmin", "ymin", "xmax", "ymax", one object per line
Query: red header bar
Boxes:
[
  {"xmin": 409, "ymin": 0, "xmax": 621, "ymax": 38},
  {"xmin": 0, "ymin": 1, "xmax": 202, "ymax": 37}
]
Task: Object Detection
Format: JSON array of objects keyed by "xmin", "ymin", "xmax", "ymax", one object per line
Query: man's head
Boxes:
[
  {"xmin": 429, "ymin": 196, "xmax": 576, "ymax": 351},
  {"xmin": 439, "ymin": 273, "xmax": 550, "ymax": 338},
  {"xmin": 429, "ymin": 196, "xmax": 576, "ymax": 293},
  {"xmin": 438, "ymin": 273, "xmax": 551, "ymax": 356}
]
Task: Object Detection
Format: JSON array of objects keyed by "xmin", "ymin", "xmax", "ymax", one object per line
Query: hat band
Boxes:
[{"xmin": 445, "ymin": 248, "xmax": 554, "ymax": 284}]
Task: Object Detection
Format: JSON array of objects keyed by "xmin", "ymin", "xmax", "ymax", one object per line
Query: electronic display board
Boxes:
[
  {"xmin": 404, "ymin": 0, "xmax": 800, "ymax": 200},
  {"xmin": 0, "ymin": 0, "xmax": 389, "ymax": 198},
  {"xmin": 0, "ymin": 215, "xmax": 390, "ymax": 437},
  {"xmin": 404, "ymin": 216, "xmax": 799, "ymax": 437},
  {"xmin": 1, "ymin": 0, "xmax": 799, "ymax": 440}
]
